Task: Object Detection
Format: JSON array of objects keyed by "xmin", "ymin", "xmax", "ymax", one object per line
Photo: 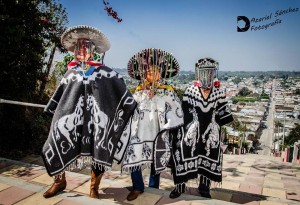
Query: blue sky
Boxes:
[{"xmin": 58, "ymin": 0, "xmax": 300, "ymax": 71}]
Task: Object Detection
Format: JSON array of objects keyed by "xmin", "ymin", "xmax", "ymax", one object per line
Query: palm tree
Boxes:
[
  {"xmin": 221, "ymin": 127, "xmax": 228, "ymax": 144},
  {"xmin": 230, "ymin": 118, "xmax": 241, "ymax": 130},
  {"xmin": 274, "ymin": 120, "xmax": 283, "ymax": 128},
  {"xmin": 274, "ymin": 120, "xmax": 283, "ymax": 141}
]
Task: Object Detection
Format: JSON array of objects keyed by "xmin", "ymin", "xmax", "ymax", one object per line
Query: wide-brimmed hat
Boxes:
[
  {"xmin": 127, "ymin": 48, "xmax": 180, "ymax": 80},
  {"xmin": 61, "ymin": 25, "xmax": 110, "ymax": 53}
]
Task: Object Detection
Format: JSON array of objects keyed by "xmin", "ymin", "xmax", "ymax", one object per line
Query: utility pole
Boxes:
[
  {"xmin": 282, "ymin": 111, "xmax": 286, "ymax": 147},
  {"xmin": 243, "ymin": 123, "xmax": 246, "ymax": 153}
]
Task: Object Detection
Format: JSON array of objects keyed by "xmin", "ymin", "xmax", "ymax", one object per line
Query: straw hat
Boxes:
[
  {"xmin": 127, "ymin": 48, "xmax": 180, "ymax": 80},
  {"xmin": 61, "ymin": 25, "xmax": 110, "ymax": 53}
]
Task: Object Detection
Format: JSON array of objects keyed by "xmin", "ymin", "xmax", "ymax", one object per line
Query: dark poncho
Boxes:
[
  {"xmin": 172, "ymin": 85, "xmax": 233, "ymax": 184},
  {"xmin": 41, "ymin": 66, "xmax": 136, "ymax": 176}
]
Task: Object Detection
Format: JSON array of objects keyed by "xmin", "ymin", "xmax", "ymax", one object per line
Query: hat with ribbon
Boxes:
[
  {"xmin": 127, "ymin": 48, "xmax": 180, "ymax": 80},
  {"xmin": 61, "ymin": 25, "xmax": 110, "ymax": 54}
]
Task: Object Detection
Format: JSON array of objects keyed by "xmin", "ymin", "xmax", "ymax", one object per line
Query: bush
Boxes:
[
  {"xmin": 0, "ymin": 104, "xmax": 51, "ymax": 159},
  {"xmin": 232, "ymin": 97, "xmax": 258, "ymax": 103}
]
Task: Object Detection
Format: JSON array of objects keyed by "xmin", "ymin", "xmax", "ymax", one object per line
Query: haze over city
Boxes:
[{"xmin": 58, "ymin": 0, "xmax": 300, "ymax": 71}]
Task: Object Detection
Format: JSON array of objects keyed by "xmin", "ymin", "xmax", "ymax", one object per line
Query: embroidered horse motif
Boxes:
[
  {"xmin": 202, "ymin": 111, "xmax": 220, "ymax": 156},
  {"xmin": 184, "ymin": 108, "xmax": 199, "ymax": 156},
  {"xmin": 54, "ymin": 95, "xmax": 84, "ymax": 152},
  {"xmin": 86, "ymin": 94, "xmax": 109, "ymax": 150}
]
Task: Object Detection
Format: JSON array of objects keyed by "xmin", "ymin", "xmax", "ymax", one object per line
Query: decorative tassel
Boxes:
[{"xmin": 175, "ymin": 183, "xmax": 186, "ymax": 193}]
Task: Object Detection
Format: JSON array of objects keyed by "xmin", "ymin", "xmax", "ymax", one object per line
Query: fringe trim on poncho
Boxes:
[
  {"xmin": 121, "ymin": 162, "xmax": 152, "ymax": 174},
  {"xmin": 51, "ymin": 156, "xmax": 112, "ymax": 178},
  {"xmin": 171, "ymin": 174, "xmax": 222, "ymax": 195}
]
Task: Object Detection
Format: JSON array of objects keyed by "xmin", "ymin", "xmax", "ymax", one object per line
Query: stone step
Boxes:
[{"xmin": 1, "ymin": 153, "xmax": 300, "ymax": 205}]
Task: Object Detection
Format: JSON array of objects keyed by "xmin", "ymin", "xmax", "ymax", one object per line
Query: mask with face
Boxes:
[
  {"xmin": 74, "ymin": 39, "xmax": 96, "ymax": 69},
  {"xmin": 195, "ymin": 57, "xmax": 219, "ymax": 89}
]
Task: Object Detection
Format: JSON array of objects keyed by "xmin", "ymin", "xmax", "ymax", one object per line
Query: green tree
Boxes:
[
  {"xmin": 232, "ymin": 97, "xmax": 257, "ymax": 103},
  {"xmin": 44, "ymin": 53, "xmax": 73, "ymax": 97},
  {"xmin": 53, "ymin": 53, "xmax": 73, "ymax": 80},
  {"xmin": 253, "ymin": 80, "xmax": 260, "ymax": 87},
  {"xmin": 221, "ymin": 127, "xmax": 228, "ymax": 144},
  {"xmin": 232, "ymin": 77, "xmax": 241, "ymax": 85},
  {"xmin": 229, "ymin": 118, "xmax": 241, "ymax": 130},
  {"xmin": 247, "ymin": 133, "xmax": 259, "ymax": 147},
  {"xmin": 0, "ymin": 0, "xmax": 68, "ymax": 159},
  {"xmin": 174, "ymin": 87, "xmax": 185, "ymax": 101},
  {"xmin": 238, "ymin": 87, "xmax": 252, "ymax": 97},
  {"xmin": 239, "ymin": 123, "xmax": 247, "ymax": 148},
  {"xmin": 274, "ymin": 120, "xmax": 283, "ymax": 143},
  {"xmin": 1, "ymin": 0, "xmax": 44, "ymax": 100},
  {"xmin": 274, "ymin": 120, "xmax": 283, "ymax": 130},
  {"xmin": 38, "ymin": 0, "xmax": 68, "ymax": 95},
  {"xmin": 258, "ymin": 74, "xmax": 264, "ymax": 80},
  {"xmin": 260, "ymin": 92, "xmax": 270, "ymax": 99},
  {"xmin": 284, "ymin": 124, "xmax": 300, "ymax": 146}
]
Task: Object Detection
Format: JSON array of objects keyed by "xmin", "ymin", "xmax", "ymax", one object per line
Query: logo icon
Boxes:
[{"xmin": 237, "ymin": 16, "xmax": 250, "ymax": 32}]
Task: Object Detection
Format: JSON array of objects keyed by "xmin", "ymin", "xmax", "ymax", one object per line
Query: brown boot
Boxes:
[
  {"xmin": 43, "ymin": 172, "xmax": 67, "ymax": 198},
  {"xmin": 90, "ymin": 170, "xmax": 103, "ymax": 198},
  {"xmin": 127, "ymin": 190, "xmax": 143, "ymax": 201}
]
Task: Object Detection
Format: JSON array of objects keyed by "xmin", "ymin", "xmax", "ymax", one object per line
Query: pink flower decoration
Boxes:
[{"xmin": 194, "ymin": 81, "xmax": 202, "ymax": 87}]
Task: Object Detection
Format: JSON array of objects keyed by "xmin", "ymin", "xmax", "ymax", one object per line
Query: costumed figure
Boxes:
[
  {"xmin": 169, "ymin": 57, "xmax": 233, "ymax": 199},
  {"xmin": 42, "ymin": 25, "xmax": 137, "ymax": 199},
  {"xmin": 114, "ymin": 48, "xmax": 184, "ymax": 201}
]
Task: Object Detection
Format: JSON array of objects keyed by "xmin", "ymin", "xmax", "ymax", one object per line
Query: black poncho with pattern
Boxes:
[
  {"xmin": 172, "ymin": 85, "xmax": 233, "ymax": 184},
  {"xmin": 41, "ymin": 66, "xmax": 136, "ymax": 176}
]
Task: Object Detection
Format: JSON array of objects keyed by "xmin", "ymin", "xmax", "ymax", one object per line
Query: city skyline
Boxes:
[{"xmin": 58, "ymin": 0, "xmax": 300, "ymax": 71}]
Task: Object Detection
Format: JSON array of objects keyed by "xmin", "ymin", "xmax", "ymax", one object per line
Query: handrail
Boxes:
[{"xmin": 0, "ymin": 98, "xmax": 46, "ymax": 108}]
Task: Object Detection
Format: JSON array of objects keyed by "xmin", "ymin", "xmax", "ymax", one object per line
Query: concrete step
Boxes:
[
  {"xmin": 0, "ymin": 157, "xmax": 236, "ymax": 205},
  {"xmin": 0, "ymin": 154, "xmax": 300, "ymax": 205}
]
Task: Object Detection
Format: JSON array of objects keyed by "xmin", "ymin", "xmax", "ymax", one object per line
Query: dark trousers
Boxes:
[
  {"xmin": 148, "ymin": 164, "xmax": 160, "ymax": 188},
  {"xmin": 131, "ymin": 165, "xmax": 160, "ymax": 192}
]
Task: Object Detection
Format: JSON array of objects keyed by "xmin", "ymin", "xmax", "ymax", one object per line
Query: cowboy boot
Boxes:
[
  {"xmin": 127, "ymin": 190, "xmax": 143, "ymax": 201},
  {"xmin": 43, "ymin": 172, "xmax": 67, "ymax": 198},
  {"xmin": 90, "ymin": 170, "xmax": 103, "ymax": 198}
]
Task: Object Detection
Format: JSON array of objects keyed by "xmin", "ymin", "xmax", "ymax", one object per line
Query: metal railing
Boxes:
[{"xmin": 0, "ymin": 98, "xmax": 46, "ymax": 108}]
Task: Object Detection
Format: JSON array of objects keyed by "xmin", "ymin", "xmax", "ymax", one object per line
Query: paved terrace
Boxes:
[{"xmin": 0, "ymin": 154, "xmax": 300, "ymax": 205}]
